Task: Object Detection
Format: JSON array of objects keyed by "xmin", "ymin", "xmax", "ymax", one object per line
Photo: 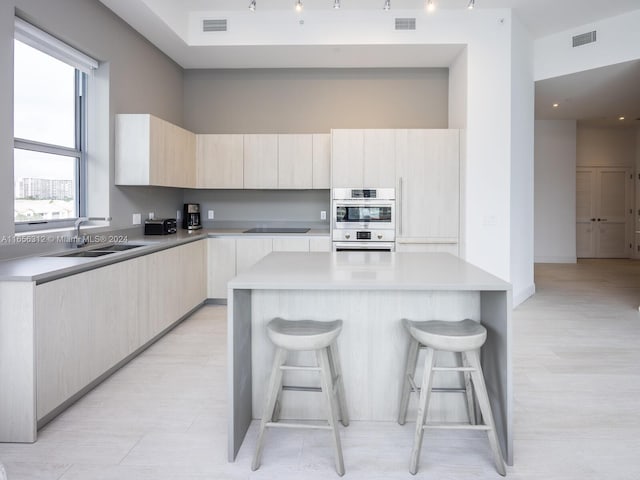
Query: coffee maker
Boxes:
[{"xmin": 183, "ymin": 203, "xmax": 202, "ymax": 230}]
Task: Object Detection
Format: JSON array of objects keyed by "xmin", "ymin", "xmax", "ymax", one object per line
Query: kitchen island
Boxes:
[{"xmin": 227, "ymin": 251, "xmax": 513, "ymax": 464}]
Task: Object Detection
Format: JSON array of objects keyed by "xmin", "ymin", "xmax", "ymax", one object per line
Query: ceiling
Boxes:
[{"xmin": 99, "ymin": 0, "xmax": 640, "ymax": 126}]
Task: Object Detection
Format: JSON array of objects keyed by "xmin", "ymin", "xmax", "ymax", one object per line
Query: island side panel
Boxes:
[
  {"xmin": 480, "ymin": 289, "xmax": 513, "ymax": 465},
  {"xmin": 227, "ymin": 288, "xmax": 253, "ymax": 462},
  {"xmin": 0, "ymin": 281, "xmax": 37, "ymax": 442},
  {"xmin": 251, "ymin": 289, "xmax": 481, "ymax": 423}
]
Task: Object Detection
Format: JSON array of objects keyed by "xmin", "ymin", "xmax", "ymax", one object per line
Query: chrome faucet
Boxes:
[{"xmin": 73, "ymin": 216, "xmax": 112, "ymax": 247}]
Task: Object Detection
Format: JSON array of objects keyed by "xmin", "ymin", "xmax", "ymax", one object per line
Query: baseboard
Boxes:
[
  {"xmin": 534, "ymin": 256, "xmax": 577, "ymax": 264},
  {"xmin": 513, "ymin": 283, "xmax": 536, "ymax": 307}
]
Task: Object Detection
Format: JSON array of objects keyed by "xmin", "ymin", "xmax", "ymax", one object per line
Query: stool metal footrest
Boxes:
[
  {"xmin": 424, "ymin": 423, "xmax": 491, "ymax": 431},
  {"xmin": 282, "ymin": 385, "xmax": 322, "ymax": 393},
  {"xmin": 266, "ymin": 421, "xmax": 332, "ymax": 431}
]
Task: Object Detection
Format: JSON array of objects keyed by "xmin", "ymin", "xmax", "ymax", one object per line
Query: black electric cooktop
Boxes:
[{"xmin": 243, "ymin": 227, "xmax": 310, "ymax": 234}]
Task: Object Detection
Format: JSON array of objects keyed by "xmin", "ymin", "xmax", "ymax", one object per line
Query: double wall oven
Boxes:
[{"xmin": 332, "ymin": 188, "xmax": 396, "ymax": 251}]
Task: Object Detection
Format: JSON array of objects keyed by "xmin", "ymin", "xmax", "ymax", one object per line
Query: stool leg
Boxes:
[
  {"xmin": 398, "ymin": 337, "xmax": 420, "ymax": 425},
  {"xmin": 318, "ymin": 347, "xmax": 345, "ymax": 476},
  {"xmin": 329, "ymin": 341, "xmax": 349, "ymax": 427},
  {"xmin": 464, "ymin": 350, "xmax": 506, "ymax": 477},
  {"xmin": 252, "ymin": 347, "xmax": 288, "ymax": 471},
  {"xmin": 409, "ymin": 347, "xmax": 435, "ymax": 475},
  {"xmin": 272, "ymin": 386, "xmax": 283, "ymax": 422},
  {"xmin": 460, "ymin": 352, "xmax": 476, "ymax": 425}
]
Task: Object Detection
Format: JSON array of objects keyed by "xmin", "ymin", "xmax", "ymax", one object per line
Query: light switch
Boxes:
[{"xmin": 208, "ymin": 210, "xmax": 214, "ymax": 220}]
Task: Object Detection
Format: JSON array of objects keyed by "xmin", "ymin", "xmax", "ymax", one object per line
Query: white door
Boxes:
[{"xmin": 576, "ymin": 167, "xmax": 632, "ymax": 258}]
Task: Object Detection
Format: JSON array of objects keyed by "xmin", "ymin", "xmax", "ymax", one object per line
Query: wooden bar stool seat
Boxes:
[
  {"xmin": 252, "ymin": 318, "xmax": 349, "ymax": 476},
  {"xmin": 399, "ymin": 318, "xmax": 506, "ymax": 476}
]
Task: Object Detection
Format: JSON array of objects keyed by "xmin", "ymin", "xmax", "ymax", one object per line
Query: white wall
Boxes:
[
  {"xmin": 0, "ymin": 2, "xmax": 14, "ymax": 237},
  {"xmin": 534, "ymin": 120, "xmax": 577, "ymax": 263},
  {"xmin": 534, "ymin": 9, "xmax": 640, "ymax": 81},
  {"xmin": 509, "ymin": 15, "xmax": 535, "ymax": 305},
  {"xmin": 577, "ymin": 126, "xmax": 637, "ymax": 167}
]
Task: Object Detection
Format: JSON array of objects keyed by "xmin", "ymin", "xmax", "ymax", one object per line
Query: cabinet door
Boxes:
[
  {"xmin": 197, "ymin": 135, "xmax": 244, "ymax": 188},
  {"xmin": 332, "ymin": 129, "xmax": 364, "ymax": 188},
  {"xmin": 309, "ymin": 237, "xmax": 332, "ymax": 252},
  {"xmin": 208, "ymin": 238, "xmax": 237, "ymax": 298},
  {"xmin": 312, "ymin": 134, "xmax": 331, "ymax": 189},
  {"xmin": 244, "ymin": 134, "xmax": 278, "ymax": 189},
  {"xmin": 395, "ymin": 242, "xmax": 459, "ymax": 256},
  {"xmin": 273, "ymin": 238, "xmax": 310, "ymax": 252},
  {"xmin": 236, "ymin": 238, "xmax": 273, "ymax": 274},
  {"xmin": 396, "ymin": 129, "xmax": 459, "ymax": 240},
  {"xmin": 115, "ymin": 114, "xmax": 152, "ymax": 185},
  {"xmin": 364, "ymin": 129, "xmax": 395, "ymax": 187},
  {"xmin": 278, "ymin": 134, "xmax": 313, "ymax": 189}
]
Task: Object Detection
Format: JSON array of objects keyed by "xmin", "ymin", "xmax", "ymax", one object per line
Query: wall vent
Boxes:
[
  {"xmin": 572, "ymin": 30, "xmax": 596, "ymax": 47},
  {"xmin": 395, "ymin": 18, "xmax": 416, "ymax": 30},
  {"xmin": 203, "ymin": 19, "xmax": 227, "ymax": 32}
]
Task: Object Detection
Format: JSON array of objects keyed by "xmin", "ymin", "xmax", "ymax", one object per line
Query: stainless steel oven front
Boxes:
[{"xmin": 332, "ymin": 188, "xmax": 395, "ymax": 251}]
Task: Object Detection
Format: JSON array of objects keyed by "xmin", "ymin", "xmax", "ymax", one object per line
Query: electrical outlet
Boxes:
[
  {"xmin": 208, "ymin": 210, "xmax": 214, "ymax": 220},
  {"xmin": 132, "ymin": 213, "xmax": 141, "ymax": 225},
  {"xmin": 320, "ymin": 210, "xmax": 327, "ymax": 220},
  {"xmin": 148, "ymin": 212, "xmax": 155, "ymax": 220}
]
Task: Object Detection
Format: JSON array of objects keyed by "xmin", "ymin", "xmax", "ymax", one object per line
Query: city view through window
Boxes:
[{"xmin": 14, "ymin": 40, "xmax": 79, "ymax": 222}]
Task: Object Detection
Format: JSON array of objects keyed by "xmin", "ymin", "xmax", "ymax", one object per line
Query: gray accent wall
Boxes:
[
  {"xmin": 0, "ymin": 0, "xmax": 185, "ymax": 237},
  {"xmin": 183, "ymin": 68, "xmax": 449, "ymax": 134}
]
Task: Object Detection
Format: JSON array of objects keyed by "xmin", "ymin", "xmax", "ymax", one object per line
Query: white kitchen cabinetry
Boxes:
[
  {"xmin": 207, "ymin": 238, "xmax": 237, "ymax": 298},
  {"xmin": 331, "ymin": 129, "xmax": 364, "ymax": 187},
  {"xmin": 395, "ymin": 241, "xmax": 459, "ymax": 255},
  {"xmin": 273, "ymin": 238, "xmax": 310, "ymax": 251},
  {"xmin": 35, "ymin": 241, "xmax": 206, "ymax": 421},
  {"xmin": 331, "ymin": 129, "xmax": 396, "ymax": 188},
  {"xmin": 236, "ymin": 238, "xmax": 274, "ymax": 274},
  {"xmin": 396, "ymin": 129, "xmax": 460, "ymax": 242},
  {"xmin": 244, "ymin": 134, "xmax": 278, "ymax": 189},
  {"xmin": 278, "ymin": 134, "xmax": 313, "ymax": 189},
  {"xmin": 309, "ymin": 237, "xmax": 332, "ymax": 252},
  {"xmin": 312, "ymin": 134, "xmax": 331, "ymax": 189},
  {"xmin": 115, "ymin": 114, "xmax": 196, "ymax": 188},
  {"xmin": 197, "ymin": 134, "xmax": 244, "ymax": 188}
]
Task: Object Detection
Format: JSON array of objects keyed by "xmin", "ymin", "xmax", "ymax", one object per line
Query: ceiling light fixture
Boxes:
[
  {"xmin": 426, "ymin": 0, "xmax": 436, "ymax": 12},
  {"xmin": 383, "ymin": 0, "xmax": 390, "ymax": 11},
  {"xmin": 334, "ymin": 0, "xmax": 341, "ymax": 9},
  {"xmin": 467, "ymin": 0, "xmax": 475, "ymax": 9},
  {"xmin": 295, "ymin": 0, "xmax": 303, "ymax": 12},
  {"xmin": 248, "ymin": 0, "xmax": 256, "ymax": 11},
  {"xmin": 619, "ymin": 116, "xmax": 625, "ymax": 121},
  {"xmin": 552, "ymin": 103, "xmax": 559, "ymax": 108}
]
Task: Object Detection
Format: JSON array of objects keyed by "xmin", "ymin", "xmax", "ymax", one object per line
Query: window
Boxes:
[{"xmin": 13, "ymin": 18, "xmax": 97, "ymax": 230}]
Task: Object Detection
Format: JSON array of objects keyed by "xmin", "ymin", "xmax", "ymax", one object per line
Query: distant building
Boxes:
[{"xmin": 17, "ymin": 178, "xmax": 73, "ymax": 200}]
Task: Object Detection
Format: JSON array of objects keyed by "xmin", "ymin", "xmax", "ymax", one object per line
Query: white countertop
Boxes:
[{"xmin": 228, "ymin": 252, "xmax": 511, "ymax": 292}]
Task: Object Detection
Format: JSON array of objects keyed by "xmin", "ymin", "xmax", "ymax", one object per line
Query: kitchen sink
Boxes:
[
  {"xmin": 99, "ymin": 243, "xmax": 146, "ymax": 251},
  {"xmin": 62, "ymin": 250, "xmax": 116, "ymax": 258}
]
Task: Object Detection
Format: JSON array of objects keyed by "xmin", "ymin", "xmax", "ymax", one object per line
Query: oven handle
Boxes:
[{"xmin": 333, "ymin": 242, "xmax": 395, "ymax": 252}]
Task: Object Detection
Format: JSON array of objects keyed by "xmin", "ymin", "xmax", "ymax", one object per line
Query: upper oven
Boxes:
[{"xmin": 332, "ymin": 188, "xmax": 395, "ymax": 231}]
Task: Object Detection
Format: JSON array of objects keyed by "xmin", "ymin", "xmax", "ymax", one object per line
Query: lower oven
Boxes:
[{"xmin": 333, "ymin": 241, "xmax": 395, "ymax": 252}]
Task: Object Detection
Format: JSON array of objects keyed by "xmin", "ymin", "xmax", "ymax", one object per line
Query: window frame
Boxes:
[{"xmin": 13, "ymin": 18, "xmax": 96, "ymax": 233}]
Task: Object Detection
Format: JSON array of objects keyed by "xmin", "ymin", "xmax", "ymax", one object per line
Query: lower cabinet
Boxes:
[
  {"xmin": 208, "ymin": 236, "xmax": 331, "ymax": 299},
  {"xmin": 395, "ymin": 241, "xmax": 459, "ymax": 255},
  {"xmin": 35, "ymin": 240, "xmax": 206, "ymax": 421}
]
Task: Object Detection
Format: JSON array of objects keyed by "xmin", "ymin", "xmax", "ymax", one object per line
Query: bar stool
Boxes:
[
  {"xmin": 252, "ymin": 318, "xmax": 349, "ymax": 476},
  {"xmin": 399, "ymin": 318, "xmax": 506, "ymax": 476}
]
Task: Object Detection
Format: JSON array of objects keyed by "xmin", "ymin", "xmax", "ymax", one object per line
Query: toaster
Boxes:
[{"xmin": 144, "ymin": 218, "xmax": 177, "ymax": 235}]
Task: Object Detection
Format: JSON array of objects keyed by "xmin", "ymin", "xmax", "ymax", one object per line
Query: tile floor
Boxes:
[{"xmin": 1, "ymin": 259, "xmax": 640, "ymax": 479}]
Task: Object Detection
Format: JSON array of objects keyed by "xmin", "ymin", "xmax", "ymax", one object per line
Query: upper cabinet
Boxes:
[
  {"xmin": 197, "ymin": 134, "xmax": 244, "ymax": 188},
  {"xmin": 331, "ymin": 129, "xmax": 395, "ymax": 188},
  {"xmin": 243, "ymin": 134, "xmax": 278, "ymax": 189},
  {"xmin": 312, "ymin": 134, "xmax": 331, "ymax": 189},
  {"xmin": 278, "ymin": 134, "xmax": 313, "ymax": 189},
  {"xmin": 395, "ymin": 129, "xmax": 460, "ymax": 241},
  {"xmin": 115, "ymin": 114, "xmax": 195, "ymax": 188}
]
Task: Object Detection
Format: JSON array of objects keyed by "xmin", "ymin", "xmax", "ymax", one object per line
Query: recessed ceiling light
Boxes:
[
  {"xmin": 619, "ymin": 116, "xmax": 625, "ymax": 121},
  {"xmin": 383, "ymin": 0, "xmax": 391, "ymax": 11},
  {"xmin": 295, "ymin": 0, "xmax": 303, "ymax": 12},
  {"xmin": 248, "ymin": 0, "xmax": 256, "ymax": 11},
  {"xmin": 552, "ymin": 103, "xmax": 559, "ymax": 108},
  {"xmin": 333, "ymin": 0, "xmax": 340, "ymax": 9},
  {"xmin": 467, "ymin": 0, "xmax": 475, "ymax": 10},
  {"xmin": 426, "ymin": 0, "xmax": 436, "ymax": 12}
]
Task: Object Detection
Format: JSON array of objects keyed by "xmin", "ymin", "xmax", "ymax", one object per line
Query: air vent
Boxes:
[
  {"xmin": 203, "ymin": 19, "xmax": 227, "ymax": 32},
  {"xmin": 395, "ymin": 18, "xmax": 416, "ymax": 31},
  {"xmin": 572, "ymin": 30, "xmax": 596, "ymax": 47}
]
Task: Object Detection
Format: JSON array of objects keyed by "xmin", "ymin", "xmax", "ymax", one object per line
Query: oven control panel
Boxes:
[{"xmin": 333, "ymin": 229, "xmax": 395, "ymax": 242}]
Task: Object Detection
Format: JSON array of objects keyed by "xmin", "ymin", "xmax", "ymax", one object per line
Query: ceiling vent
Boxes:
[
  {"xmin": 572, "ymin": 30, "xmax": 596, "ymax": 47},
  {"xmin": 395, "ymin": 18, "xmax": 416, "ymax": 31},
  {"xmin": 203, "ymin": 19, "xmax": 227, "ymax": 32}
]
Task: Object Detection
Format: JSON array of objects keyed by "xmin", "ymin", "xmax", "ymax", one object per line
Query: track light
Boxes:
[
  {"xmin": 383, "ymin": 0, "xmax": 390, "ymax": 11},
  {"xmin": 467, "ymin": 0, "xmax": 475, "ymax": 9},
  {"xmin": 295, "ymin": 0, "xmax": 303, "ymax": 12},
  {"xmin": 248, "ymin": 0, "xmax": 256, "ymax": 11},
  {"xmin": 426, "ymin": 0, "xmax": 435, "ymax": 12},
  {"xmin": 334, "ymin": 0, "xmax": 341, "ymax": 9}
]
